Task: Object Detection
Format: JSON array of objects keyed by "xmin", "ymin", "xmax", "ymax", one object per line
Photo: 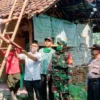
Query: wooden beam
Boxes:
[
  {"xmin": 0, "ymin": 35, "xmax": 22, "ymax": 49},
  {"xmin": 28, "ymin": 19, "xmax": 32, "ymax": 45},
  {"xmin": 0, "ymin": 35, "xmax": 10, "ymax": 44}
]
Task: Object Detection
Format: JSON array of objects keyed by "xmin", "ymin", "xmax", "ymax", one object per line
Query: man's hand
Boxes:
[
  {"xmin": 12, "ymin": 16, "xmax": 18, "ymax": 20},
  {"xmin": 22, "ymin": 50, "xmax": 27, "ymax": 54},
  {"xmin": 68, "ymin": 79, "xmax": 72, "ymax": 84}
]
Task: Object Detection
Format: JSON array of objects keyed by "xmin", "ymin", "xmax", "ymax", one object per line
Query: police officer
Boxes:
[{"xmin": 87, "ymin": 44, "xmax": 100, "ymax": 100}]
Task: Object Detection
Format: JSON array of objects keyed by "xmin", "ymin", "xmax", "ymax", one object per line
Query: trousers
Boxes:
[
  {"xmin": 40, "ymin": 74, "xmax": 54, "ymax": 100},
  {"xmin": 88, "ymin": 78, "xmax": 100, "ymax": 100},
  {"xmin": 24, "ymin": 80, "xmax": 41, "ymax": 100}
]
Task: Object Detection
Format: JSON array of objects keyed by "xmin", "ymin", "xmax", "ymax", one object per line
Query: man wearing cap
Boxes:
[
  {"xmin": 39, "ymin": 37, "xmax": 55, "ymax": 100},
  {"xmin": 86, "ymin": 44, "xmax": 100, "ymax": 100},
  {"xmin": 51, "ymin": 40, "xmax": 73, "ymax": 100}
]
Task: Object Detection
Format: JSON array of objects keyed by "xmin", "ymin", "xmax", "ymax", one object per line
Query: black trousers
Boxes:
[
  {"xmin": 88, "ymin": 78, "xmax": 100, "ymax": 100},
  {"xmin": 24, "ymin": 80, "xmax": 41, "ymax": 100},
  {"xmin": 40, "ymin": 74, "xmax": 54, "ymax": 100}
]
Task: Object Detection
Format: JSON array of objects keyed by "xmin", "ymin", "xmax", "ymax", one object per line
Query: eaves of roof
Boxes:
[{"xmin": 0, "ymin": 0, "xmax": 59, "ymax": 18}]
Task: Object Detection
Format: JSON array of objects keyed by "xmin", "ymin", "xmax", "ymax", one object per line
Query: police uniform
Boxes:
[{"xmin": 87, "ymin": 44, "xmax": 100, "ymax": 100}]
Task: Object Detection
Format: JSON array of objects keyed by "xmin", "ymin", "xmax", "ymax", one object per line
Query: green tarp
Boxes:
[{"xmin": 33, "ymin": 14, "xmax": 77, "ymax": 47}]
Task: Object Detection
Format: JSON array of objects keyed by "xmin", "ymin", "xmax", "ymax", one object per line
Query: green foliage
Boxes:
[{"xmin": 69, "ymin": 83, "xmax": 87, "ymax": 100}]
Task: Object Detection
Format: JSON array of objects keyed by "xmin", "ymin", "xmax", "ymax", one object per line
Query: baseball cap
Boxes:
[
  {"xmin": 44, "ymin": 37, "xmax": 52, "ymax": 41},
  {"xmin": 89, "ymin": 44, "xmax": 100, "ymax": 50}
]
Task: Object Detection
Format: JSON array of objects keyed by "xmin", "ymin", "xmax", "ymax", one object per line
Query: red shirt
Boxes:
[{"xmin": 2, "ymin": 49, "xmax": 21, "ymax": 74}]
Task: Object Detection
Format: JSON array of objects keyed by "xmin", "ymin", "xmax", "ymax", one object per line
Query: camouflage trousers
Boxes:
[{"xmin": 52, "ymin": 70, "xmax": 70, "ymax": 100}]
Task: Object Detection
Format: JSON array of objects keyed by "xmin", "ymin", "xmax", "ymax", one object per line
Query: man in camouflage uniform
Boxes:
[{"xmin": 51, "ymin": 40, "xmax": 73, "ymax": 100}]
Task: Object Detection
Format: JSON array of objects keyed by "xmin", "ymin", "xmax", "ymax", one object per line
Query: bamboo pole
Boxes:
[
  {"xmin": 0, "ymin": 0, "xmax": 18, "ymax": 47},
  {"xmin": 0, "ymin": 35, "xmax": 22, "ymax": 49},
  {"xmin": 0, "ymin": 0, "xmax": 28, "ymax": 77}
]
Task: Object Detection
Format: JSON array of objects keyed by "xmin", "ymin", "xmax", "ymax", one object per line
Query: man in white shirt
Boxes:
[{"xmin": 16, "ymin": 40, "xmax": 42, "ymax": 100}]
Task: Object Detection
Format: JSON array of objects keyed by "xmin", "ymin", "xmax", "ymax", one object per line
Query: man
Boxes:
[
  {"xmin": 39, "ymin": 37, "xmax": 55, "ymax": 100},
  {"xmin": 0, "ymin": 16, "xmax": 19, "ymax": 100},
  {"xmin": 16, "ymin": 40, "xmax": 42, "ymax": 100},
  {"xmin": 86, "ymin": 44, "xmax": 100, "ymax": 100},
  {"xmin": 0, "ymin": 47, "xmax": 21, "ymax": 100},
  {"xmin": 51, "ymin": 40, "xmax": 73, "ymax": 100}
]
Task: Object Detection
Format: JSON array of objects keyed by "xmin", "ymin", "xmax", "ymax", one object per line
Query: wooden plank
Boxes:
[
  {"xmin": 0, "ymin": 35, "xmax": 10, "ymax": 44},
  {"xmin": 0, "ymin": 35, "xmax": 22, "ymax": 49},
  {"xmin": 5, "ymin": 32, "xmax": 14, "ymax": 34},
  {"xmin": 0, "ymin": 48, "xmax": 7, "ymax": 50}
]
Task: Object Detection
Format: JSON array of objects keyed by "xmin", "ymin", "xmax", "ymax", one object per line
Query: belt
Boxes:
[{"xmin": 89, "ymin": 78, "xmax": 100, "ymax": 82}]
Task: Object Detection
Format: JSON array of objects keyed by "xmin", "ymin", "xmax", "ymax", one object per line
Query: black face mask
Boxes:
[{"xmin": 91, "ymin": 50, "xmax": 94, "ymax": 56}]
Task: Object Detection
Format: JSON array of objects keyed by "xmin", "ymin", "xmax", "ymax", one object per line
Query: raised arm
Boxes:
[
  {"xmin": 1, "ymin": 18, "xmax": 12, "ymax": 24},
  {"xmin": 0, "ymin": 16, "xmax": 18, "ymax": 24},
  {"xmin": 21, "ymin": 50, "xmax": 38, "ymax": 61}
]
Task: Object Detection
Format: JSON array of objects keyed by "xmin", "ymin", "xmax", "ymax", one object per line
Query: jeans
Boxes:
[
  {"xmin": 24, "ymin": 80, "xmax": 41, "ymax": 100},
  {"xmin": 40, "ymin": 74, "xmax": 54, "ymax": 100},
  {"xmin": 88, "ymin": 78, "xmax": 100, "ymax": 100}
]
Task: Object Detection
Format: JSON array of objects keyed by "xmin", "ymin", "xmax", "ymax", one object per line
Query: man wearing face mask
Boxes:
[
  {"xmin": 51, "ymin": 40, "xmax": 73, "ymax": 100},
  {"xmin": 86, "ymin": 44, "xmax": 100, "ymax": 100},
  {"xmin": 39, "ymin": 37, "xmax": 55, "ymax": 100},
  {"xmin": 16, "ymin": 40, "xmax": 42, "ymax": 100}
]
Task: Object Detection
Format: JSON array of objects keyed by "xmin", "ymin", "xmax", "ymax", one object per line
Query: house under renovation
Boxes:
[{"xmin": 0, "ymin": 0, "xmax": 100, "ymax": 99}]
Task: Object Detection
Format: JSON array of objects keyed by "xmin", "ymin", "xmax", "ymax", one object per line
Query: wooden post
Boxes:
[{"xmin": 28, "ymin": 19, "xmax": 32, "ymax": 45}]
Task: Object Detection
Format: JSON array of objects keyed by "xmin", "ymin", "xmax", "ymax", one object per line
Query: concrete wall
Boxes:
[{"xmin": 69, "ymin": 24, "xmax": 92, "ymax": 66}]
